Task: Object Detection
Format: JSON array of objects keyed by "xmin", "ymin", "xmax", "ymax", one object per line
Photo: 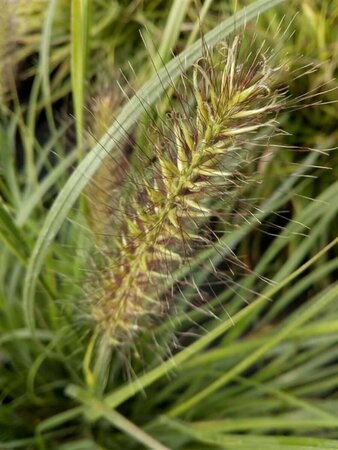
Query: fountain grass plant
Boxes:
[{"xmin": 0, "ymin": 0, "xmax": 337, "ymax": 449}]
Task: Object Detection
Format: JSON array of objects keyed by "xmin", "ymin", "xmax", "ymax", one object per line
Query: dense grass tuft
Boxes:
[{"xmin": 0, "ymin": 1, "xmax": 337, "ymax": 449}]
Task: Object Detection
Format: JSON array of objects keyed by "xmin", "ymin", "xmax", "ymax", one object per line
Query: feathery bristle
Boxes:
[{"xmin": 88, "ymin": 36, "xmax": 288, "ymax": 345}]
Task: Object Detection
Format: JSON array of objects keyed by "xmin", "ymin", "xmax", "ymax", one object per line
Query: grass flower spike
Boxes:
[
  {"xmin": 3, "ymin": 2, "xmax": 338, "ymax": 446},
  {"xmin": 89, "ymin": 35, "xmax": 287, "ymax": 345}
]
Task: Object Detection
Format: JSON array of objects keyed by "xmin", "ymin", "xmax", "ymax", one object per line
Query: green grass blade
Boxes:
[
  {"xmin": 0, "ymin": 200, "xmax": 29, "ymax": 263},
  {"xmin": 167, "ymin": 282, "xmax": 338, "ymax": 417},
  {"xmin": 155, "ymin": 0, "xmax": 192, "ymax": 68},
  {"xmin": 39, "ymin": 0, "xmax": 60, "ymax": 140},
  {"xmin": 159, "ymin": 419, "xmax": 338, "ymax": 449},
  {"xmin": 71, "ymin": 0, "xmax": 91, "ymax": 147},
  {"xmin": 16, "ymin": 152, "xmax": 77, "ymax": 226}
]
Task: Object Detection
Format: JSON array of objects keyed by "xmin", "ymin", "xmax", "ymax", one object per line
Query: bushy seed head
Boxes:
[{"xmin": 86, "ymin": 35, "xmax": 288, "ymax": 345}]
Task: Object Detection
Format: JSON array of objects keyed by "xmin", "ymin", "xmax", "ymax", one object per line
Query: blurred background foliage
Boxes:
[{"xmin": 0, "ymin": 0, "xmax": 337, "ymax": 449}]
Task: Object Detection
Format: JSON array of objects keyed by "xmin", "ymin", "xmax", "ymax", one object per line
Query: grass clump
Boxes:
[{"xmin": 0, "ymin": 0, "xmax": 337, "ymax": 449}]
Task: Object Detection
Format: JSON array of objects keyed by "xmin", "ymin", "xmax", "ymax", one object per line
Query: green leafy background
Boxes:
[{"xmin": 0, "ymin": 0, "xmax": 337, "ymax": 448}]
